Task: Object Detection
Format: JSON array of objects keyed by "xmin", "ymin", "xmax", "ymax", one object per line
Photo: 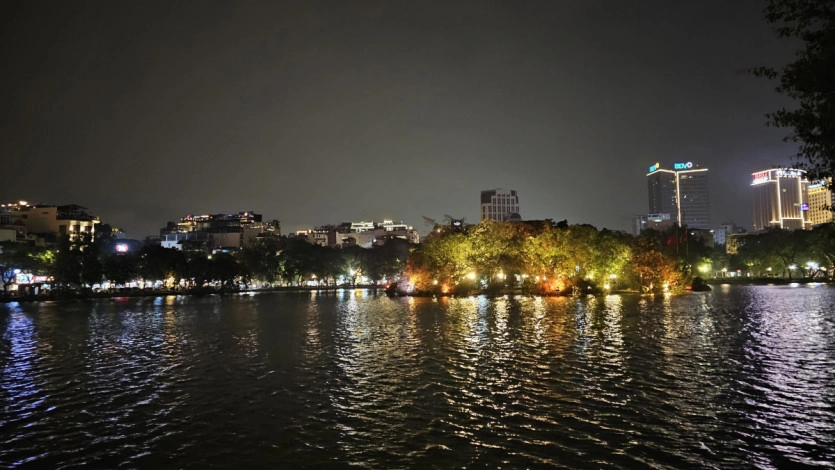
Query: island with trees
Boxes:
[{"xmin": 4, "ymin": 218, "xmax": 835, "ymax": 302}]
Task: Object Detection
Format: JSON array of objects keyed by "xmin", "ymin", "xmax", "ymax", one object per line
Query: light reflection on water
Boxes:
[{"xmin": 1, "ymin": 286, "xmax": 834, "ymax": 469}]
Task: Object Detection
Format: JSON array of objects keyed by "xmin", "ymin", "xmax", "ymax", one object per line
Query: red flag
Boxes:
[{"xmin": 664, "ymin": 233, "xmax": 677, "ymax": 246}]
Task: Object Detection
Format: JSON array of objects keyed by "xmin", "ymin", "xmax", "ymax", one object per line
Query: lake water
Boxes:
[{"xmin": 1, "ymin": 285, "xmax": 834, "ymax": 469}]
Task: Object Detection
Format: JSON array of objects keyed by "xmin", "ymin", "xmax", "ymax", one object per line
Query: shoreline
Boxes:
[
  {"xmin": 1, "ymin": 285, "xmax": 388, "ymax": 304},
  {"xmin": 3, "ymin": 278, "xmax": 831, "ymax": 304}
]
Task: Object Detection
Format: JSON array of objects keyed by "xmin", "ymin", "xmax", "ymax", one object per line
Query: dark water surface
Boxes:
[{"xmin": 2, "ymin": 285, "xmax": 834, "ymax": 469}]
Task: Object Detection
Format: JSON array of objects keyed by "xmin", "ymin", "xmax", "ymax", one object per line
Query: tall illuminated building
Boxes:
[
  {"xmin": 646, "ymin": 162, "xmax": 710, "ymax": 229},
  {"xmin": 751, "ymin": 168, "xmax": 810, "ymax": 230},
  {"xmin": 480, "ymin": 188, "xmax": 520, "ymax": 221},
  {"xmin": 806, "ymin": 178, "xmax": 834, "ymax": 226}
]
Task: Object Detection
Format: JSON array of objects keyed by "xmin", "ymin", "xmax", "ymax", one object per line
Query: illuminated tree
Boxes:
[
  {"xmin": 626, "ymin": 238, "xmax": 688, "ymax": 293},
  {"xmin": 405, "ymin": 231, "xmax": 470, "ymax": 293},
  {"xmin": 466, "ymin": 220, "xmax": 526, "ymax": 286},
  {"xmin": 404, "ymin": 220, "xmax": 688, "ymax": 296}
]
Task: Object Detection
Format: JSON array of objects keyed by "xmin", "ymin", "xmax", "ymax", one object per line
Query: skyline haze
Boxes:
[{"xmin": 1, "ymin": 1, "xmax": 801, "ymax": 238}]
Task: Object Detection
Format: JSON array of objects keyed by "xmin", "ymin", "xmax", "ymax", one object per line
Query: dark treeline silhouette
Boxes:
[
  {"xmin": 1, "ymin": 234, "xmax": 411, "ymax": 297},
  {"xmin": 728, "ymin": 224, "xmax": 835, "ymax": 279}
]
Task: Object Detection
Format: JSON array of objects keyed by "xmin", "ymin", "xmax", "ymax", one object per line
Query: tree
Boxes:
[
  {"xmin": 755, "ymin": 0, "xmax": 835, "ymax": 180},
  {"xmin": 807, "ymin": 223, "xmax": 835, "ymax": 272},
  {"xmin": 238, "ymin": 237, "xmax": 282, "ymax": 287},
  {"xmin": 0, "ymin": 242, "xmax": 29, "ymax": 292},
  {"xmin": 138, "ymin": 245, "xmax": 187, "ymax": 287},
  {"xmin": 209, "ymin": 252, "xmax": 240, "ymax": 288},
  {"xmin": 78, "ymin": 235, "xmax": 105, "ymax": 288},
  {"xmin": 103, "ymin": 252, "xmax": 138, "ymax": 287}
]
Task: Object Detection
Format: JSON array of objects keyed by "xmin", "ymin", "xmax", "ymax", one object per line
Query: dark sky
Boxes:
[{"xmin": 0, "ymin": 1, "xmax": 799, "ymax": 238}]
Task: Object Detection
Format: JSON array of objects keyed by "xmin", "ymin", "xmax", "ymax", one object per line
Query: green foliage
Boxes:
[
  {"xmin": 103, "ymin": 252, "xmax": 138, "ymax": 286},
  {"xmin": 138, "ymin": 245, "xmax": 187, "ymax": 285},
  {"xmin": 50, "ymin": 235, "xmax": 105, "ymax": 289},
  {"xmin": 732, "ymin": 225, "xmax": 833, "ymax": 278},
  {"xmin": 405, "ymin": 220, "xmax": 687, "ymax": 295},
  {"xmin": 755, "ymin": 0, "xmax": 835, "ymax": 179}
]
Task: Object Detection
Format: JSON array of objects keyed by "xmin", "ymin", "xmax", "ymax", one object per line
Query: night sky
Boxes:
[{"xmin": 1, "ymin": 1, "xmax": 799, "ymax": 239}]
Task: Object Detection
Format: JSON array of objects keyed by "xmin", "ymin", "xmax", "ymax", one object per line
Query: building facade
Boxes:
[
  {"xmin": 480, "ymin": 188, "xmax": 520, "ymax": 221},
  {"xmin": 751, "ymin": 168, "xmax": 810, "ymax": 231},
  {"xmin": 646, "ymin": 162, "xmax": 710, "ymax": 229},
  {"xmin": 633, "ymin": 213, "xmax": 673, "ymax": 235},
  {"xmin": 1, "ymin": 201, "xmax": 100, "ymax": 243},
  {"xmin": 806, "ymin": 178, "xmax": 834, "ymax": 226},
  {"xmin": 160, "ymin": 211, "xmax": 280, "ymax": 252},
  {"xmin": 297, "ymin": 219, "xmax": 420, "ymax": 248}
]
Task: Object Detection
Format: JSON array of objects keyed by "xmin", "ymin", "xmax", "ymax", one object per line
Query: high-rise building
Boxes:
[
  {"xmin": 805, "ymin": 178, "xmax": 834, "ymax": 226},
  {"xmin": 480, "ymin": 188, "xmax": 520, "ymax": 221},
  {"xmin": 646, "ymin": 162, "xmax": 709, "ymax": 228},
  {"xmin": 751, "ymin": 168, "xmax": 810, "ymax": 231}
]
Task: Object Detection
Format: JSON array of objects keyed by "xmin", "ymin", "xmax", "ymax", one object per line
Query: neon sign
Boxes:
[
  {"xmin": 673, "ymin": 162, "xmax": 693, "ymax": 170},
  {"xmin": 649, "ymin": 162, "xmax": 660, "ymax": 172},
  {"xmin": 752, "ymin": 170, "xmax": 770, "ymax": 185},
  {"xmin": 776, "ymin": 169, "xmax": 802, "ymax": 178}
]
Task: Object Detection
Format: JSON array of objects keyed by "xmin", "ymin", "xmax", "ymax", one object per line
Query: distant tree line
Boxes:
[
  {"xmin": 728, "ymin": 224, "xmax": 835, "ymax": 279},
  {"xmin": 0, "ymin": 234, "xmax": 410, "ymax": 295},
  {"xmin": 11, "ymin": 220, "xmax": 826, "ymax": 298}
]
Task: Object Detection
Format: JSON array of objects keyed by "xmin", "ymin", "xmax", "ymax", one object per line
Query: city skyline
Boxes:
[{"xmin": 1, "ymin": 1, "xmax": 801, "ymax": 238}]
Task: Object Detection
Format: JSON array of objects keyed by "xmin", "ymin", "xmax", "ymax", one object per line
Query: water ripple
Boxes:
[{"xmin": 1, "ymin": 287, "xmax": 834, "ymax": 468}]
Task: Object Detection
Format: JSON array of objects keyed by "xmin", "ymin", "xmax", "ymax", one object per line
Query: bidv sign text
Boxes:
[{"xmin": 673, "ymin": 162, "xmax": 693, "ymax": 170}]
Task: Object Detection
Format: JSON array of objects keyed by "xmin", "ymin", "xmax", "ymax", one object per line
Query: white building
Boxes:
[
  {"xmin": 160, "ymin": 211, "xmax": 279, "ymax": 252},
  {"xmin": 480, "ymin": 188, "xmax": 521, "ymax": 221},
  {"xmin": 1, "ymin": 201, "xmax": 99, "ymax": 242},
  {"xmin": 298, "ymin": 219, "xmax": 420, "ymax": 248}
]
